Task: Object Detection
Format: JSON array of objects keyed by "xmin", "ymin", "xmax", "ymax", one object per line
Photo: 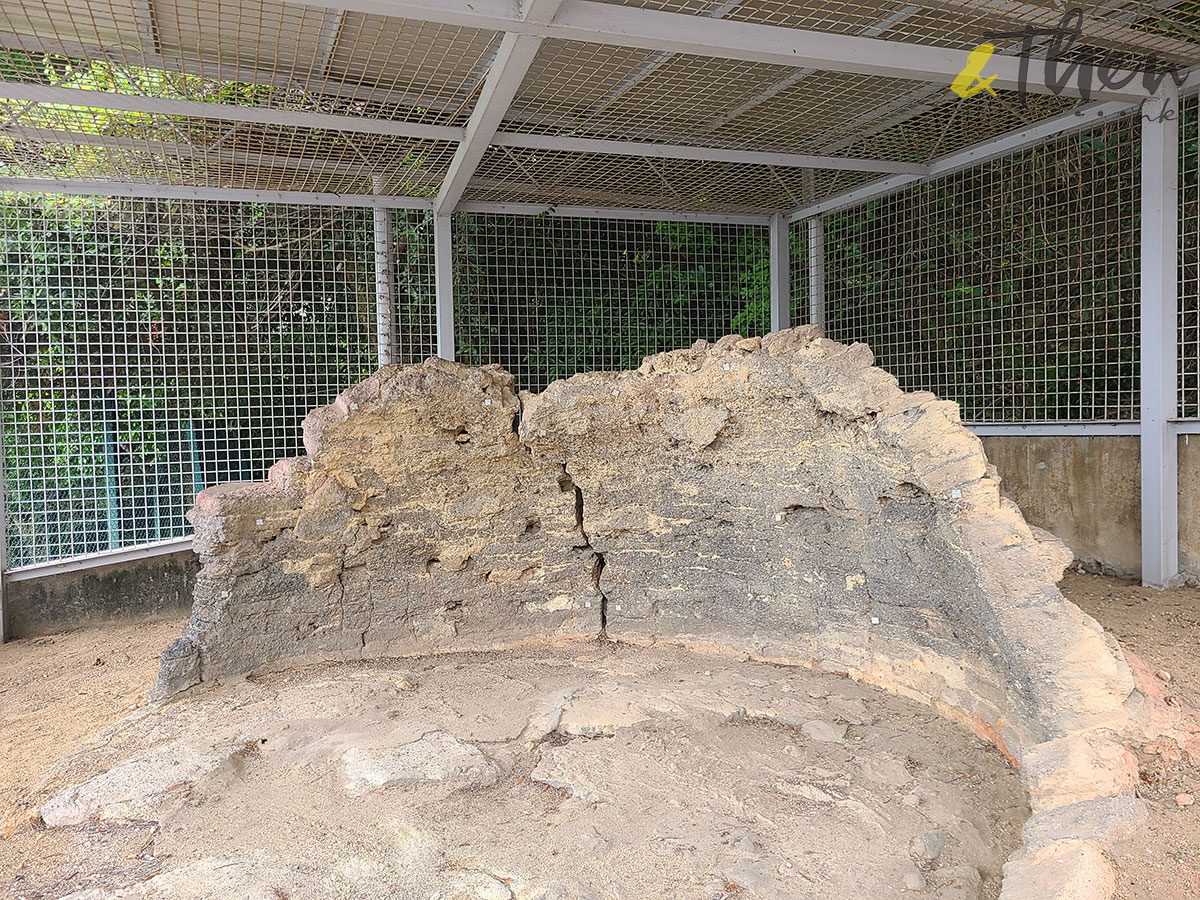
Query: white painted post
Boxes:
[
  {"xmin": 434, "ymin": 214, "xmax": 456, "ymax": 361},
  {"xmin": 769, "ymin": 213, "xmax": 790, "ymax": 332},
  {"xmin": 0, "ymin": 420, "xmax": 6, "ymax": 642},
  {"xmin": 1141, "ymin": 87, "xmax": 1180, "ymax": 589},
  {"xmin": 373, "ymin": 206, "xmax": 396, "ymax": 366},
  {"xmin": 807, "ymin": 217, "xmax": 826, "ymax": 331}
]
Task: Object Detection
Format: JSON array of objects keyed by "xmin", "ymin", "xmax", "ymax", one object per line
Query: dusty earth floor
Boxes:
[
  {"xmin": 0, "ymin": 572, "xmax": 1194, "ymax": 900},
  {"xmin": 1064, "ymin": 571, "xmax": 1200, "ymax": 900},
  {"xmin": 2, "ymin": 640, "xmax": 1025, "ymax": 900}
]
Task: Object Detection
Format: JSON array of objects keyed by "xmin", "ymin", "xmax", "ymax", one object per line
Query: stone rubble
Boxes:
[{"xmin": 40, "ymin": 736, "xmax": 252, "ymax": 827}]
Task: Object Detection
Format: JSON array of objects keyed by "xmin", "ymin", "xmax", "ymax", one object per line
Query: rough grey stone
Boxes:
[
  {"xmin": 1021, "ymin": 796, "xmax": 1149, "ymax": 850},
  {"xmin": 909, "ymin": 830, "xmax": 949, "ymax": 862},
  {"xmin": 341, "ymin": 728, "xmax": 497, "ymax": 795},
  {"xmin": 41, "ymin": 737, "xmax": 250, "ymax": 827},
  {"xmin": 801, "ymin": 719, "xmax": 847, "ymax": 743}
]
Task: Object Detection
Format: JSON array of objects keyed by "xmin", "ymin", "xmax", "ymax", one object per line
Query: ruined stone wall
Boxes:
[
  {"xmin": 153, "ymin": 359, "xmax": 601, "ymax": 698},
  {"xmin": 153, "ymin": 327, "xmax": 1133, "ymax": 760}
]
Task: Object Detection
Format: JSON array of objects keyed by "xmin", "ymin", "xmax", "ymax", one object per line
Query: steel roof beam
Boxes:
[
  {"xmin": 0, "ymin": 177, "xmax": 436, "ymax": 207},
  {"xmin": 434, "ymin": 0, "xmax": 562, "ymax": 214},
  {"xmin": 490, "ymin": 133, "xmax": 927, "ymax": 175},
  {"xmin": 0, "ymin": 83, "xmax": 465, "ymax": 143}
]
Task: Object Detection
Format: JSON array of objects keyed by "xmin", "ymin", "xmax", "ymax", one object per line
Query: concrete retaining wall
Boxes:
[
  {"xmin": 982, "ymin": 435, "xmax": 1200, "ymax": 581},
  {"xmin": 4, "ymin": 551, "xmax": 198, "ymax": 639}
]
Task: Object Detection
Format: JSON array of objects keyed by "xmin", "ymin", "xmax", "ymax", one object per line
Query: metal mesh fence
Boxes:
[
  {"xmin": 1181, "ymin": 93, "xmax": 1200, "ymax": 420},
  {"xmin": 1, "ymin": 195, "xmax": 434, "ymax": 568},
  {"xmin": 789, "ymin": 218, "xmax": 810, "ymax": 327},
  {"xmin": 452, "ymin": 214, "xmax": 769, "ymax": 392},
  {"xmin": 816, "ymin": 113, "xmax": 1140, "ymax": 423}
]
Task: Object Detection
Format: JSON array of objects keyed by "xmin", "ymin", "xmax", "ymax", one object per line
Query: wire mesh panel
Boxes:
[
  {"xmin": 390, "ymin": 210, "xmax": 438, "ymax": 365},
  {"xmin": 452, "ymin": 214, "xmax": 769, "ymax": 392},
  {"xmin": 817, "ymin": 114, "xmax": 1140, "ymax": 423},
  {"xmin": 0, "ymin": 195, "xmax": 434, "ymax": 568},
  {"xmin": 789, "ymin": 218, "xmax": 810, "ymax": 326},
  {"xmin": 1181, "ymin": 93, "xmax": 1200, "ymax": 420}
]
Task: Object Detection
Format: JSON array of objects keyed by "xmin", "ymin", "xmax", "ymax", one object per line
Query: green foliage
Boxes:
[
  {"xmin": 453, "ymin": 215, "xmax": 770, "ymax": 390},
  {"xmin": 822, "ymin": 120, "xmax": 1140, "ymax": 422},
  {"xmin": 2, "ymin": 199, "xmax": 767, "ymax": 564},
  {"xmin": 0, "ymin": 196, "xmax": 404, "ymax": 564}
]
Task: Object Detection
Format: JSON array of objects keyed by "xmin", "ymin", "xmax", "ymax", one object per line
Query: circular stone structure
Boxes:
[
  {"xmin": 30, "ymin": 327, "xmax": 1185, "ymax": 900},
  {"xmin": 34, "ymin": 644, "xmax": 1028, "ymax": 900}
]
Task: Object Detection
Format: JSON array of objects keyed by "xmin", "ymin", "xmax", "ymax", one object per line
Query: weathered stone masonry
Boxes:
[{"xmin": 153, "ymin": 325, "xmax": 1163, "ymax": 899}]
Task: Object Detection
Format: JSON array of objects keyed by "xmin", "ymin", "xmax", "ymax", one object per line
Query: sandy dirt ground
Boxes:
[
  {"xmin": 1063, "ymin": 572, "xmax": 1200, "ymax": 900},
  {"xmin": 0, "ymin": 572, "xmax": 1195, "ymax": 899},
  {"xmin": 3, "ymin": 640, "xmax": 1025, "ymax": 899}
]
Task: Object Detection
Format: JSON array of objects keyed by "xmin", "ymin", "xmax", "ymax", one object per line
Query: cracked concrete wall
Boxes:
[{"xmin": 152, "ymin": 327, "xmax": 1135, "ymax": 762}]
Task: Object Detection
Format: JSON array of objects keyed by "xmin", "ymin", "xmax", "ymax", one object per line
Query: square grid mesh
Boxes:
[
  {"xmin": 1, "ymin": 195, "xmax": 435, "ymax": 567},
  {"xmin": 452, "ymin": 213, "xmax": 770, "ymax": 392},
  {"xmin": 812, "ymin": 112, "xmax": 1140, "ymax": 423},
  {"xmin": 0, "ymin": 2, "xmax": 496, "ymax": 124},
  {"xmin": 0, "ymin": 105, "xmax": 460, "ymax": 194},
  {"xmin": 789, "ymin": 218, "xmax": 809, "ymax": 325},
  {"xmin": 506, "ymin": 38, "xmax": 1081, "ymax": 166},
  {"xmin": 1181, "ymin": 93, "xmax": 1200, "ymax": 420},
  {"xmin": 463, "ymin": 147, "xmax": 876, "ymax": 213},
  {"xmin": 599, "ymin": 0, "xmax": 1200, "ymax": 64}
]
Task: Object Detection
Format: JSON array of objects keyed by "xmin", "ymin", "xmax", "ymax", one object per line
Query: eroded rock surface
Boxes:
[
  {"xmin": 31, "ymin": 645, "xmax": 1029, "ymax": 900},
  {"xmin": 520, "ymin": 328, "xmax": 1133, "ymax": 755},
  {"xmin": 40, "ymin": 736, "xmax": 251, "ymax": 827},
  {"xmin": 153, "ymin": 360, "xmax": 600, "ymax": 699}
]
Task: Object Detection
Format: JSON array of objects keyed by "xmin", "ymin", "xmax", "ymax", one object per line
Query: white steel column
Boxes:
[
  {"xmin": 373, "ymin": 206, "xmax": 396, "ymax": 366},
  {"xmin": 0, "ymin": 419, "xmax": 6, "ymax": 642},
  {"xmin": 434, "ymin": 214, "xmax": 456, "ymax": 361},
  {"xmin": 807, "ymin": 217, "xmax": 826, "ymax": 331},
  {"xmin": 769, "ymin": 213, "xmax": 790, "ymax": 332},
  {"xmin": 1140, "ymin": 87, "xmax": 1180, "ymax": 589}
]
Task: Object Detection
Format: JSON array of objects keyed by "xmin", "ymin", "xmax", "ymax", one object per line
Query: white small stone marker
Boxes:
[
  {"xmin": 221, "ymin": 590, "xmax": 230, "ymax": 598},
  {"xmin": 871, "ymin": 616, "xmax": 880, "ymax": 625},
  {"xmin": 256, "ymin": 518, "xmax": 264, "ymax": 526},
  {"xmin": 484, "ymin": 398, "xmax": 492, "ymax": 406},
  {"xmin": 538, "ymin": 429, "xmax": 546, "ymax": 436},
  {"xmin": 950, "ymin": 488, "xmax": 962, "ymax": 499},
  {"xmin": 546, "ymin": 506, "xmax": 553, "ymax": 514},
  {"xmin": 774, "ymin": 513, "xmax": 783, "ymax": 522},
  {"xmin": 614, "ymin": 604, "xmax": 621, "ymax": 611},
  {"xmin": 585, "ymin": 601, "xmax": 592, "ymax": 608},
  {"xmin": 349, "ymin": 402, "xmax": 358, "ymax": 410},
  {"xmin": 723, "ymin": 363, "xmax": 731, "ymax": 371},
  {"xmin": 612, "ymin": 389, "xmax": 620, "ymax": 397}
]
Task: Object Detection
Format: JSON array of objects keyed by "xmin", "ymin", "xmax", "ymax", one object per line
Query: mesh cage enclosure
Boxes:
[
  {"xmin": 0, "ymin": 195, "xmax": 434, "ymax": 568},
  {"xmin": 451, "ymin": 213, "xmax": 770, "ymax": 392},
  {"xmin": 813, "ymin": 113, "xmax": 1140, "ymax": 424}
]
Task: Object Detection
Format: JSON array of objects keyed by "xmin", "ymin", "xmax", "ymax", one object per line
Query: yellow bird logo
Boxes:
[{"xmin": 951, "ymin": 43, "xmax": 999, "ymax": 98}]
